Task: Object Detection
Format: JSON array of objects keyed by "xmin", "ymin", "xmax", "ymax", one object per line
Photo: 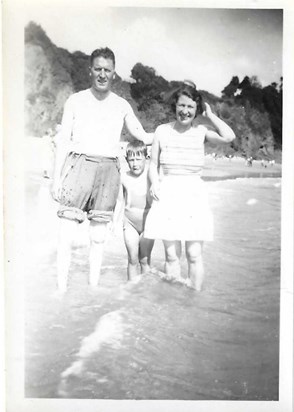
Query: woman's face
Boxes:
[{"xmin": 175, "ymin": 94, "xmax": 197, "ymax": 127}]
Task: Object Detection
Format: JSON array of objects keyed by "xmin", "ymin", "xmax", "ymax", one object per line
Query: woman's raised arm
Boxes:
[{"xmin": 203, "ymin": 103, "xmax": 236, "ymax": 145}]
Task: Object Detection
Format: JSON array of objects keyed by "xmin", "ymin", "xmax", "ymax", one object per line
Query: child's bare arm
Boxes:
[{"xmin": 148, "ymin": 133, "xmax": 161, "ymax": 200}]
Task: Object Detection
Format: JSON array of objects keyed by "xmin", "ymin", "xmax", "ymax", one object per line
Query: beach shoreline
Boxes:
[{"xmin": 25, "ymin": 136, "xmax": 282, "ymax": 181}]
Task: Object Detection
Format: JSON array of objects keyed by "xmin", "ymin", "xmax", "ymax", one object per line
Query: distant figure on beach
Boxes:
[
  {"xmin": 41, "ymin": 124, "xmax": 62, "ymax": 179},
  {"xmin": 115, "ymin": 140, "xmax": 154, "ymax": 280},
  {"xmin": 246, "ymin": 157, "xmax": 253, "ymax": 167},
  {"xmin": 41, "ymin": 128, "xmax": 55, "ymax": 179},
  {"xmin": 144, "ymin": 80, "xmax": 235, "ymax": 291},
  {"xmin": 51, "ymin": 47, "xmax": 153, "ymax": 293}
]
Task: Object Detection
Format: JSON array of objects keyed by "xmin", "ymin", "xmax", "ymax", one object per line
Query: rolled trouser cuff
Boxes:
[
  {"xmin": 87, "ymin": 210, "xmax": 113, "ymax": 223},
  {"xmin": 57, "ymin": 206, "xmax": 85, "ymax": 223}
]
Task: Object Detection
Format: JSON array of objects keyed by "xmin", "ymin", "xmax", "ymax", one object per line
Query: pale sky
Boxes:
[{"xmin": 24, "ymin": 5, "xmax": 283, "ymax": 96}]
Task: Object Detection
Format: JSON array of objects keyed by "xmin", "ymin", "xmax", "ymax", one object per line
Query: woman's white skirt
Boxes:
[{"xmin": 144, "ymin": 175, "xmax": 213, "ymax": 241}]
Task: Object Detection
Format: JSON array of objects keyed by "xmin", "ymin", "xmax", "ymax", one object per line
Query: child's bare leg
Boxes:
[
  {"xmin": 89, "ymin": 221, "xmax": 108, "ymax": 287},
  {"xmin": 139, "ymin": 237, "xmax": 154, "ymax": 274},
  {"xmin": 123, "ymin": 223, "xmax": 140, "ymax": 280},
  {"xmin": 57, "ymin": 218, "xmax": 78, "ymax": 292},
  {"xmin": 185, "ymin": 241, "xmax": 204, "ymax": 291},
  {"xmin": 163, "ymin": 240, "xmax": 182, "ymax": 279}
]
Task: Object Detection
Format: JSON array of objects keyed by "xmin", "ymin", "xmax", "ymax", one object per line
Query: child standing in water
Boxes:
[{"xmin": 116, "ymin": 140, "xmax": 154, "ymax": 280}]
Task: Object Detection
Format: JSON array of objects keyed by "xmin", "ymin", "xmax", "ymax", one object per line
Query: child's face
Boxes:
[{"xmin": 126, "ymin": 153, "xmax": 146, "ymax": 176}]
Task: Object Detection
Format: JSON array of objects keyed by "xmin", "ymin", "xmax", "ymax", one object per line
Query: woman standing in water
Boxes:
[{"xmin": 144, "ymin": 81, "xmax": 235, "ymax": 291}]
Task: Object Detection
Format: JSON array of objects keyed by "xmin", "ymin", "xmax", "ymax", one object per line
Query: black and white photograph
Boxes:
[{"xmin": 3, "ymin": 0, "xmax": 294, "ymax": 411}]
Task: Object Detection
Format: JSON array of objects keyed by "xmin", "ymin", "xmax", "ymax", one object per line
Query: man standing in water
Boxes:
[{"xmin": 51, "ymin": 47, "xmax": 153, "ymax": 293}]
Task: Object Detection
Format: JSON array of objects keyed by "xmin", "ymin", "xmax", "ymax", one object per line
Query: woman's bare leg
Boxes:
[
  {"xmin": 185, "ymin": 241, "xmax": 204, "ymax": 291},
  {"xmin": 163, "ymin": 240, "xmax": 182, "ymax": 279}
]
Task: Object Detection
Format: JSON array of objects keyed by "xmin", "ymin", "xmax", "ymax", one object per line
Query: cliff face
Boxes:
[{"xmin": 25, "ymin": 42, "xmax": 73, "ymax": 135}]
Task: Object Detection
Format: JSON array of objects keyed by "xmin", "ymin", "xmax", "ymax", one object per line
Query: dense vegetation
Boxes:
[{"xmin": 25, "ymin": 22, "xmax": 282, "ymax": 160}]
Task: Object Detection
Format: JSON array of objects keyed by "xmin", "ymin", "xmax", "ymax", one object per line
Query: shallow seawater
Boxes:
[{"xmin": 25, "ymin": 177, "xmax": 280, "ymax": 400}]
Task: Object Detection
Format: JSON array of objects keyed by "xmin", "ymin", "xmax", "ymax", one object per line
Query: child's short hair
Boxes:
[{"xmin": 126, "ymin": 140, "xmax": 148, "ymax": 158}]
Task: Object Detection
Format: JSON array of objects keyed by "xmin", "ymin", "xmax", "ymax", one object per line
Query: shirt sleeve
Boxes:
[{"xmin": 123, "ymin": 99, "xmax": 135, "ymax": 117}]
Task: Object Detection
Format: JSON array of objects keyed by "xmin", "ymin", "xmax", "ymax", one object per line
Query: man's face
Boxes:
[
  {"xmin": 90, "ymin": 56, "xmax": 115, "ymax": 94},
  {"xmin": 126, "ymin": 153, "xmax": 146, "ymax": 176}
]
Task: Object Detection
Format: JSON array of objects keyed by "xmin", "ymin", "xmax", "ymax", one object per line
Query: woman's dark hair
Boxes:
[
  {"xmin": 90, "ymin": 47, "xmax": 115, "ymax": 67},
  {"xmin": 171, "ymin": 82, "xmax": 204, "ymax": 117}
]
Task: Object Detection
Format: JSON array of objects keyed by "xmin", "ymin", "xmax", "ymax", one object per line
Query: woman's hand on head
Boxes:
[{"xmin": 203, "ymin": 102, "xmax": 213, "ymax": 118}]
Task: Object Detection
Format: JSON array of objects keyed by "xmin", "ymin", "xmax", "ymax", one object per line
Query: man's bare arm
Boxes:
[{"xmin": 124, "ymin": 113, "xmax": 154, "ymax": 145}]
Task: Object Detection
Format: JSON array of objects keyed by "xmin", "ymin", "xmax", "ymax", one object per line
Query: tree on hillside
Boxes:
[
  {"xmin": 130, "ymin": 63, "xmax": 169, "ymax": 110},
  {"xmin": 221, "ymin": 76, "xmax": 239, "ymax": 98},
  {"xmin": 236, "ymin": 76, "xmax": 264, "ymax": 111},
  {"xmin": 222, "ymin": 75, "xmax": 265, "ymax": 111},
  {"xmin": 262, "ymin": 81, "xmax": 282, "ymax": 148},
  {"xmin": 70, "ymin": 51, "xmax": 91, "ymax": 92}
]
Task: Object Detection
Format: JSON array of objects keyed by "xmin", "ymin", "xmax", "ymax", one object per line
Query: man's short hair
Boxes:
[
  {"xmin": 126, "ymin": 140, "xmax": 148, "ymax": 158},
  {"xmin": 90, "ymin": 47, "xmax": 116, "ymax": 66}
]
